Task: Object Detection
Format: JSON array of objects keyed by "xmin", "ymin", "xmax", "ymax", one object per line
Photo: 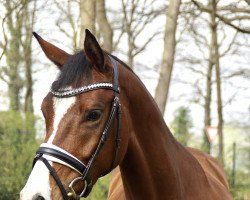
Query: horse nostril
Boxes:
[{"xmin": 35, "ymin": 196, "xmax": 45, "ymax": 200}]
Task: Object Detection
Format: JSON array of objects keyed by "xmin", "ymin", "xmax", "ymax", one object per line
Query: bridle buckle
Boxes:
[
  {"xmin": 68, "ymin": 177, "xmax": 88, "ymax": 199},
  {"xmin": 67, "ymin": 188, "xmax": 76, "ymax": 199}
]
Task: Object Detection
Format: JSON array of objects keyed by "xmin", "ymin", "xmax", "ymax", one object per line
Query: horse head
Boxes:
[{"xmin": 20, "ymin": 30, "xmax": 131, "ymax": 200}]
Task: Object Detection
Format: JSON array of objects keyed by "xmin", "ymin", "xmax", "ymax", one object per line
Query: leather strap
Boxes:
[
  {"xmin": 36, "ymin": 147, "xmax": 87, "ymax": 174},
  {"xmin": 80, "ymin": 96, "xmax": 120, "ymax": 186},
  {"xmin": 36, "ymin": 155, "xmax": 69, "ymax": 200},
  {"xmin": 109, "ymin": 55, "xmax": 120, "ymax": 95},
  {"xmin": 108, "ymin": 55, "xmax": 121, "ymax": 170}
]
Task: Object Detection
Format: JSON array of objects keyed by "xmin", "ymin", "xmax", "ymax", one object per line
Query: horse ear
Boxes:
[
  {"xmin": 84, "ymin": 29, "xmax": 105, "ymax": 72},
  {"xmin": 32, "ymin": 32, "xmax": 71, "ymax": 68}
]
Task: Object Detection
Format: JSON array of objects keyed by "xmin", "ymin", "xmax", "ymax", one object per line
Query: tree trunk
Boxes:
[
  {"xmin": 79, "ymin": 0, "xmax": 96, "ymax": 47},
  {"xmin": 23, "ymin": 1, "xmax": 36, "ymax": 114},
  {"xmin": 4, "ymin": 1, "xmax": 23, "ymax": 111},
  {"xmin": 202, "ymin": 33, "xmax": 213, "ymax": 154},
  {"xmin": 121, "ymin": 0, "xmax": 134, "ymax": 69},
  {"xmin": 211, "ymin": 0, "xmax": 224, "ymax": 165},
  {"xmin": 96, "ymin": 0, "xmax": 113, "ymax": 52},
  {"xmin": 154, "ymin": 0, "xmax": 182, "ymax": 114},
  {"xmin": 127, "ymin": 38, "xmax": 134, "ymax": 68},
  {"xmin": 24, "ymin": 40, "xmax": 33, "ymax": 114}
]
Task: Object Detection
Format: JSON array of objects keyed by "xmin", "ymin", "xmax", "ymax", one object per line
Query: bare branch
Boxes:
[
  {"xmin": 191, "ymin": 0, "xmax": 250, "ymax": 34},
  {"xmin": 216, "ymin": 14, "xmax": 250, "ymax": 34},
  {"xmin": 194, "ymin": 80, "xmax": 205, "ymax": 99},
  {"xmin": 133, "ymin": 30, "xmax": 162, "ymax": 56},
  {"xmin": 113, "ymin": 27, "xmax": 125, "ymax": 51},
  {"xmin": 0, "ymin": 44, "xmax": 6, "ymax": 61},
  {"xmin": 54, "ymin": 0, "xmax": 78, "ymax": 50},
  {"xmin": 223, "ymin": 92, "xmax": 238, "ymax": 108},
  {"xmin": 222, "ymin": 70, "xmax": 247, "ymax": 79},
  {"xmin": 1, "ymin": 16, "xmax": 8, "ymax": 61},
  {"xmin": 226, "ymin": 15, "xmax": 250, "ymax": 21},
  {"xmin": 191, "ymin": 0, "xmax": 211, "ymax": 13},
  {"xmin": 244, "ymin": 0, "xmax": 250, "ymax": 6},
  {"xmin": 220, "ymin": 31, "xmax": 238, "ymax": 57},
  {"xmin": 218, "ymin": 5, "xmax": 250, "ymax": 14},
  {"xmin": 0, "ymin": 66, "xmax": 9, "ymax": 83}
]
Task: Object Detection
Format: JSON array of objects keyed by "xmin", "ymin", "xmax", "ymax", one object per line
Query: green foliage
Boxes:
[
  {"xmin": 85, "ymin": 175, "xmax": 110, "ymax": 200},
  {"xmin": 170, "ymin": 106, "xmax": 193, "ymax": 146},
  {"xmin": 228, "ymin": 145, "xmax": 250, "ymax": 199},
  {"xmin": 231, "ymin": 185, "xmax": 250, "ymax": 200},
  {"xmin": 0, "ymin": 111, "xmax": 38, "ymax": 200}
]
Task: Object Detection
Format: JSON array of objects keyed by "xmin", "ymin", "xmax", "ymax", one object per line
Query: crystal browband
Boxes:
[{"xmin": 51, "ymin": 82, "xmax": 117, "ymax": 98}]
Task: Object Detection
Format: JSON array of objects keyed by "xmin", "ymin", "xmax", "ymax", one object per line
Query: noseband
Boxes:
[{"xmin": 33, "ymin": 56, "xmax": 121, "ymax": 199}]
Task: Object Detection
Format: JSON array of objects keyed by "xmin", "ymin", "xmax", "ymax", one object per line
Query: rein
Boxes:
[{"xmin": 32, "ymin": 56, "xmax": 121, "ymax": 199}]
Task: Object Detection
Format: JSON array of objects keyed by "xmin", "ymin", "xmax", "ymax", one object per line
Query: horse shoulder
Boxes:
[
  {"xmin": 108, "ymin": 167, "xmax": 126, "ymax": 200},
  {"xmin": 186, "ymin": 147, "xmax": 230, "ymax": 189}
]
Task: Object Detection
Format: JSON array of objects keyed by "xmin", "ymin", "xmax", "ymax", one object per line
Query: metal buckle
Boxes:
[{"xmin": 67, "ymin": 177, "xmax": 87, "ymax": 199}]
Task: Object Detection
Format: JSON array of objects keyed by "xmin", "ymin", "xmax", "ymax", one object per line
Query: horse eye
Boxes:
[{"xmin": 86, "ymin": 110, "xmax": 102, "ymax": 121}]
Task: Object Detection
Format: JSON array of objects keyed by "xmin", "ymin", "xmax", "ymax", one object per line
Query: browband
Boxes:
[{"xmin": 51, "ymin": 83, "xmax": 118, "ymax": 98}]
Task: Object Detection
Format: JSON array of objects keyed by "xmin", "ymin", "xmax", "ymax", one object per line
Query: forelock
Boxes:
[{"xmin": 51, "ymin": 51, "xmax": 92, "ymax": 91}]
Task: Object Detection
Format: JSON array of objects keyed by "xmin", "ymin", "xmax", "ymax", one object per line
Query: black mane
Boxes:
[
  {"xmin": 51, "ymin": 51, "xmax": 134, "ymax": 92},
  {"xmin": 51, "ymin": 51, "xmax": 92, "ymax": 91}
]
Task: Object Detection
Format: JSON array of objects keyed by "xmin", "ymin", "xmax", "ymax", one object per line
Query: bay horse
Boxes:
[{"xmin": 20, "ymin": 29, "xmax": 232, "ymax": 200}]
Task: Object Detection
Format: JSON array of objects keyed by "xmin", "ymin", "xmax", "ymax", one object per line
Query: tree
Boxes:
[
  {"xmin": 154, "ymin": 0, "xmax": 182, "ymax": 114},
  {"xmin": 0, "ymin": 2, "xmax": 38, "ymax": 197},
  {"xmin": 191, "ymin": 0, "xmax": 250, "ymax": 34},
  {"xmin": 79, "ymin": 0, "xmax": 96, "ymax": 46},
  {"xmin": 170, "ymin": 106, "xmax": 192, "ymax": 146},
  {"xmin": 96, "ymin": 0, "xmax": 113, "ymax": 52},
  {"xmin": 54, "ymin": 0, "xmax": 80, "ymax": 51},
  {"xmin": 22, "ymin": 0, "xmax": 37, "ymax": 115},
  {"xmin": 0, "ymin": 0, "xmax": 37, "ymax": 113},
  {"xmin": 0, "ymin": 111, "xmax": 37, "ymax": 200},
  {"xmin": 120, "ymin": 0, "xmax": 163, "ymax": 68},
  {"xmin": 1, "ymin": 1, "xmax": 24, "ymax": 111},
  {"xmin": 190, "ymin": 0, "xmax": 250, "ymax": 164},
  {"xmin": 202, "ymin": 30, "xmax": 213, "ymax": 154},
  {"xmin": 210, "ymin": 0, "xmax": 224, "ymax": 165},
  {"xmin": 53, "ymin": 0, "xmax": 112, "ymax": 52}
]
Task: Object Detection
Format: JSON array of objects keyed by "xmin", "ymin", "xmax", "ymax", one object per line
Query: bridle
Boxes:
[{"xmin": 33, "ymin": 56, "xmax": 121, "ymax": 200}]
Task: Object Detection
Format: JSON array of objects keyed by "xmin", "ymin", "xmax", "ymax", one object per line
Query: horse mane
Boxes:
[
  {"xmin": 106, "ymin": 52, "xmax": 134, "ymax": 73},
  {"xmin": 51, "ymin": 51, "xmax": 134, "ymax": 92},
  {"xmin": 51, "ymin": 51, "xmax": 92, "ymax": 91}
]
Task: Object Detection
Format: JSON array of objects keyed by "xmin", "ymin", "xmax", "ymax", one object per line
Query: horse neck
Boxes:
[{"xmin": 119, "ymin": 68, "xmax": 208, "ymax": 199}]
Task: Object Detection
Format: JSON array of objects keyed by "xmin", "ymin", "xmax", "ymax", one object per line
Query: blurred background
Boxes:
[{"xmin": 0, "ymin": 0, "xmax": 249, "ymax": 199}]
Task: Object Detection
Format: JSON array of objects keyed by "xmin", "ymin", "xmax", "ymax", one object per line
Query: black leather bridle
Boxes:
[{"xmin": 33, "ymin": 56, "xmax": 121, "ymax": 199}]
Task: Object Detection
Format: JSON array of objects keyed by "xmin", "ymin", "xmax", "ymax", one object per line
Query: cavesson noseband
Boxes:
[{"xmin": 33, "ymin": 56, "xmax": 121, "ymax": 199}]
